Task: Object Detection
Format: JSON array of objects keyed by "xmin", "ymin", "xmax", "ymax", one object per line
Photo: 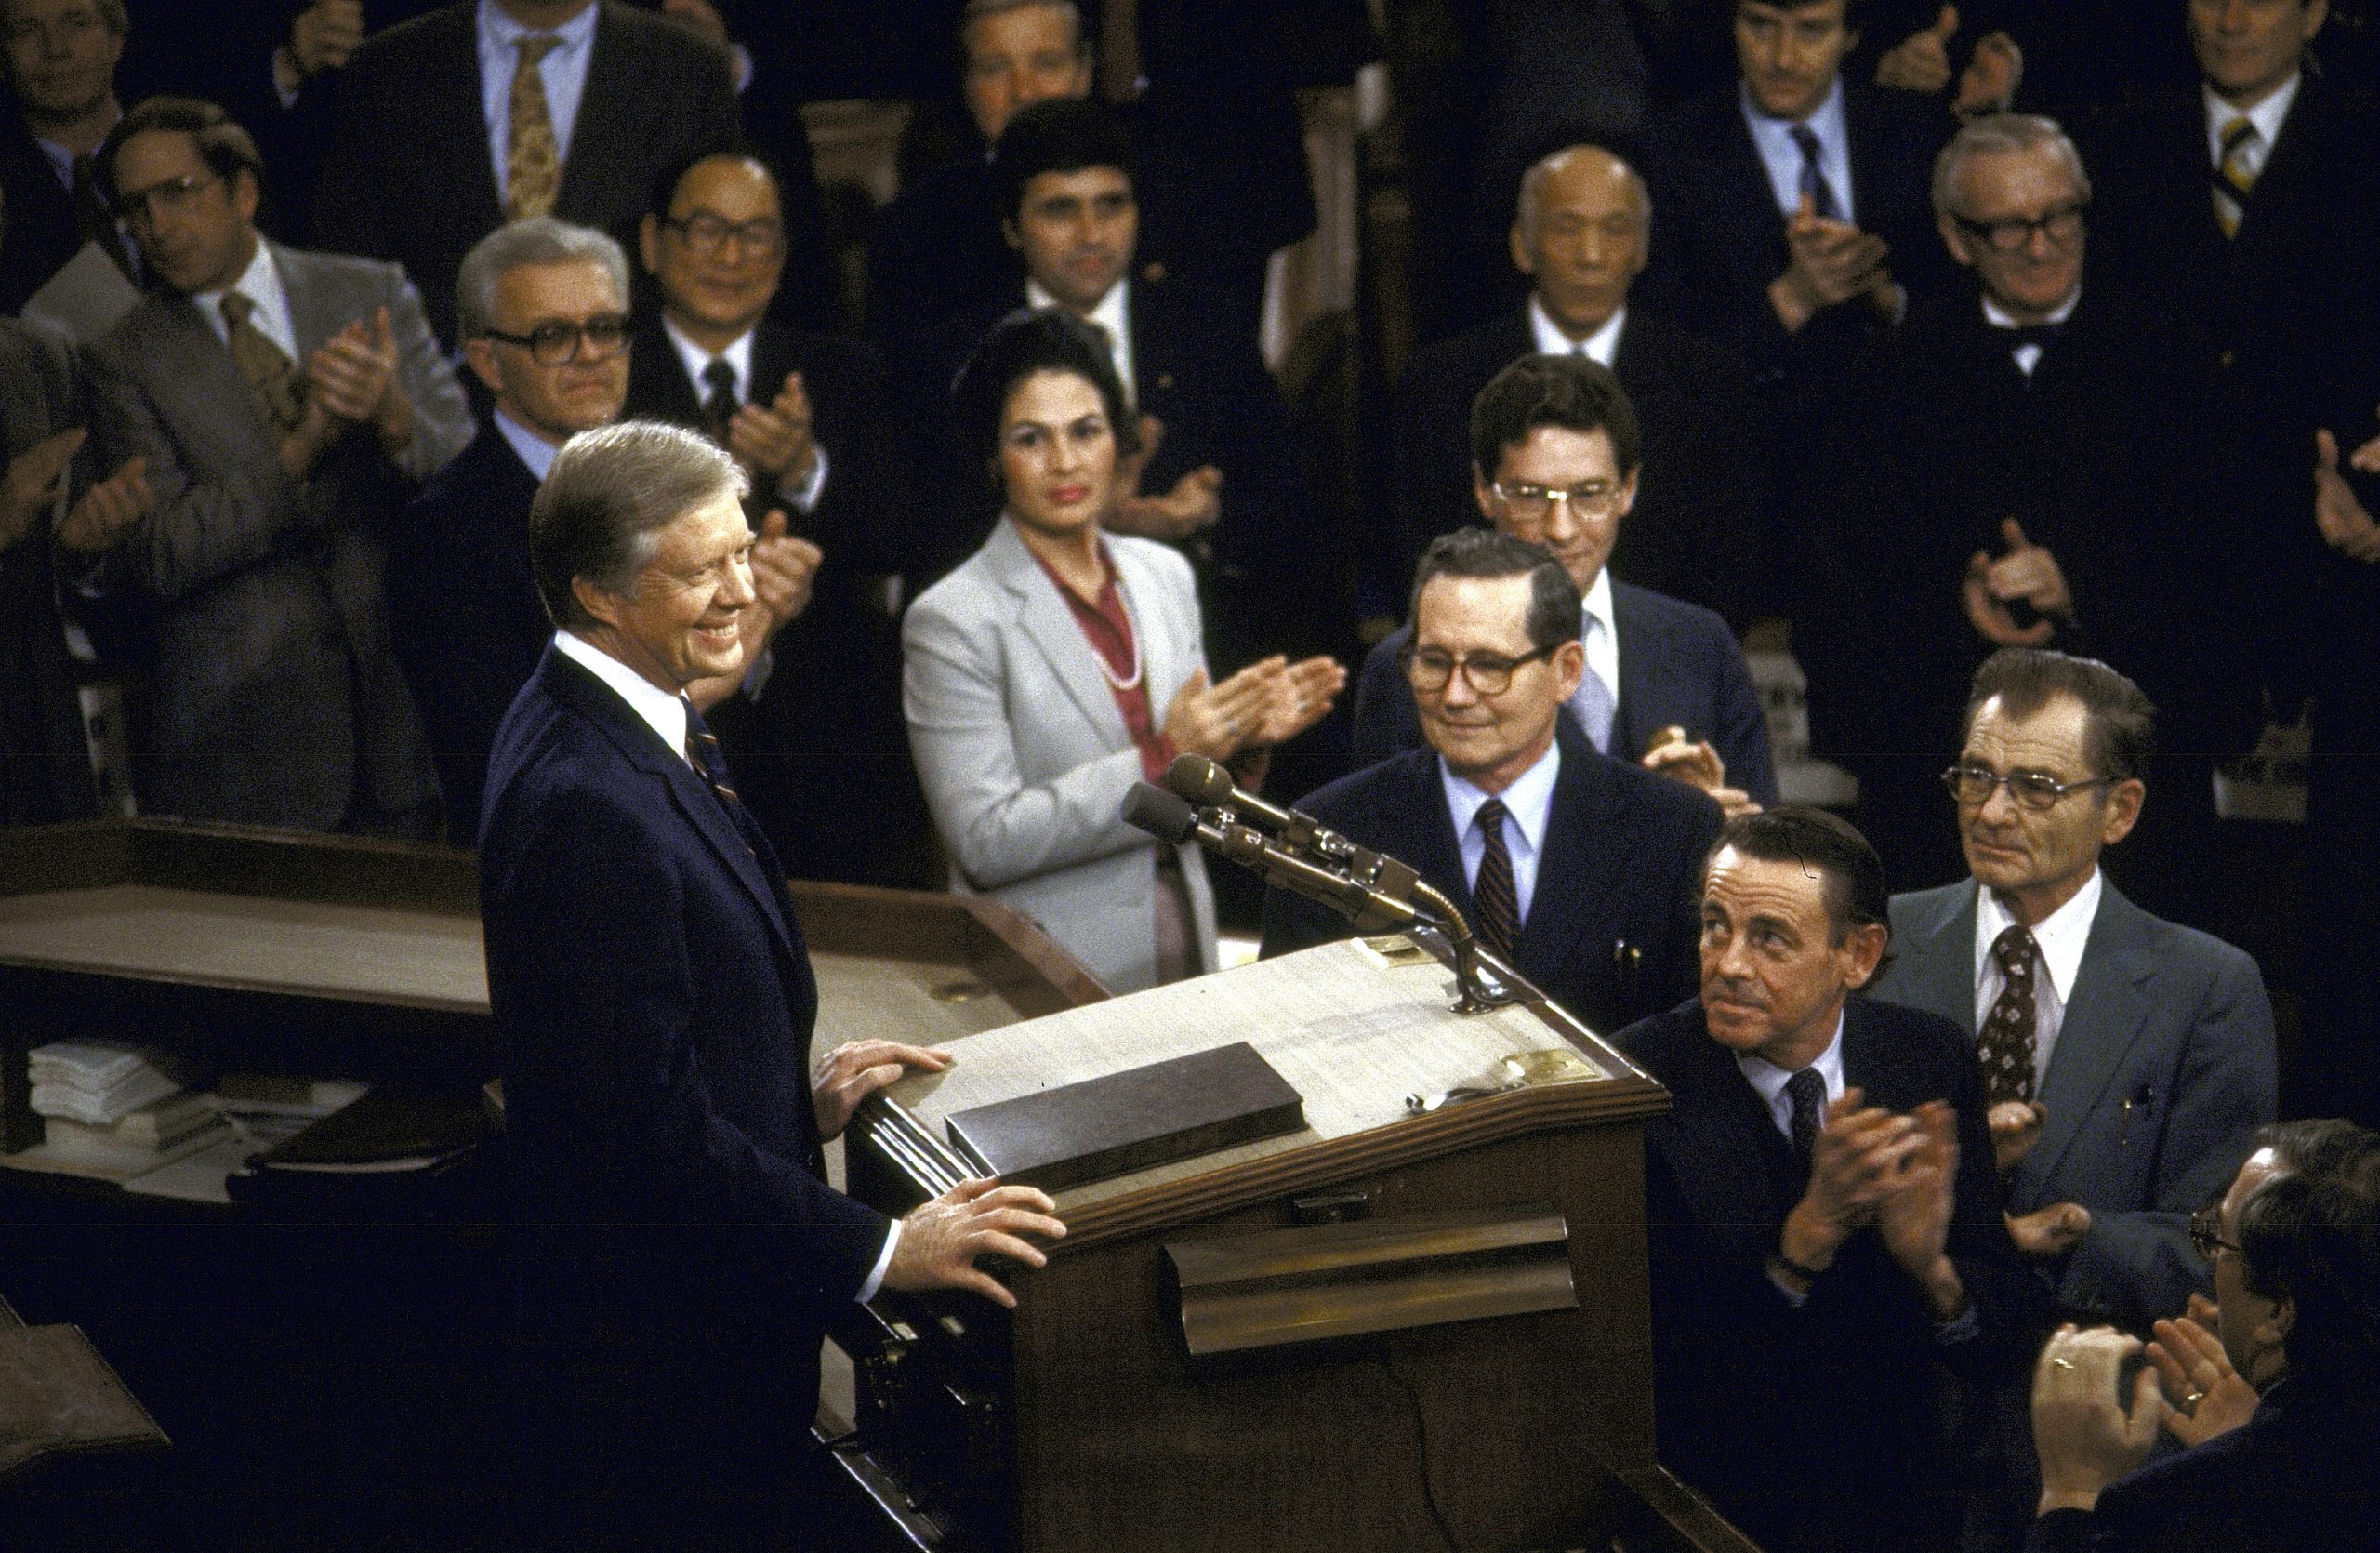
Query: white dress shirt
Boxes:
[
  {"xmin": 659, "ymin": 316, "xmax": 829, "ymax": 511},
  {"xmin": 1983, "ymin": 286, "xmax": 2081, "ymax": 378},
  {"xmin": 493, "ymin": 409, "xmax": 562, "ymax": 483},
  {"xmin": 1974, "ymin": 866, "xmax": 2103, "ymax": 1095},
  {"xmin": 1529, "ymin": 296, "xmax": 1625, "ymax": 367},
  {"xmin": 477, "ymin": 0, "xmax": 599, "ymax": 208},
  {"xmin": 549, "ymin": 626, "xmax": 899, "ymax": 1296},
  {"xmin": 1742, "ymin": 76, "xmax": 1856, "ymax": 225},
  {"xmin": 1440, "ymin": 737, "xmax": 1561, "ymax": 927},
  {"xmin": 192, "ymin": 238, "xmax": 298, "ymax": 360},
  {"xmin": 1028, "ymin": 276, "xmax": 1136, "ymax": 407},
  {"xmin": 2202, "ymin": 72, "xmax": 2300, "ymax": 179},
  {"xmin": 1737, "ymin": 1010, "xmax": 1848, "ymax": 1143}
]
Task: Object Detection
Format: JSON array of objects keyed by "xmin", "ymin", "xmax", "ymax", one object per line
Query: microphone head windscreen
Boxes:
[
  {"xmin": 1163, "ymin": 752, "xmax": 1233, "ymax": 805},
  {"xmin": 1121, "ymin": 782, "xmax": 1198, "ymax": 843}
]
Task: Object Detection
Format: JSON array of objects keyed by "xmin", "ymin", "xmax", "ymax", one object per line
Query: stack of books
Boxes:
[
  {"xmin": 28, "ymin": 1041, "xmax": 185, "ymax": 1125},
  {"xmin": 24, "ymin": 1042, "xmax": 228, "ymax": 1176}
]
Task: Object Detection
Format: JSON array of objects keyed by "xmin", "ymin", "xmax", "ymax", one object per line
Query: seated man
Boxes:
[
  {"xmin": 1618, "ymin": 806, "xmax": 2043, "ymax": 1553},
  {"xmin": 2026, "ymin": 1118, "xmax": 2380, "ymax": 1551},
  {"xmin": 86, "ymin": 96, "xmax": 472, "ymax": 836},
  {"xmin": 1357, "ymin": 353, "xmax": 1777, "ymax": 816},
  {"xmin": 1263, "ymin": 529, "xmax": 1721, "ymax": 1035},
  {"xmin": 1871, "ymin": 648, "xmax": 2276, "ymax": 1332},
  {"xmin": 388, "ymin": 217, "xmax": 814, "ymax": 843},
  {"xmin": 1389, "ymin": 143, "xmax": 1763, "ymax": 628},
  {"xmin": 625, "ymin": 145, "xmax": 928, "ymax": 884}
]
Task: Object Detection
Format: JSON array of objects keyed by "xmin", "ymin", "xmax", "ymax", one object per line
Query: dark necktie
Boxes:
[
  {"xmin": 1980, "ymin": 924, "xmax": 2040, "ymax": 1105},
  {"xmin": 219, "ymin": 291, "xmax": 304, "ymax": 435},
  {"xmin": 1786, "ymin": 1066, "xmax": 1827, "ymax": 1170},
  {"xmin": 70, "ymin": 153, "xmax": 136, "ymax": 281},
  {"xmin": 1472, "ymin": 798, "xmax": 1521, "ymax": 960},
  {"xmin": 681, "ymin": 696, "xmax": 766, "ymax": 856},
  {"xmin": 699, "ymin": 358, "xmax": 739, "ymax": 447},
  {"xmin": 1790, "ymin": 123, "xmax": 1843, "ymax": 222}
]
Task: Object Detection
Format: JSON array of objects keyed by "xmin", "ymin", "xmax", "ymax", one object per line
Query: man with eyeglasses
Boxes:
[
  {"xmin": 389, "ymin": 215, "xmax": 815, "ymax": 844},
  {"xmin": 624, "ymin": 147, "xmax": 932, "ymax": 886},
  {"xmin": 1871, "ymin": 648, "xmax": 2274, "ymax": 1337},
  {"xmin": 1262, "ymin": 527, "xmax": 1720, "ymax": 1035},
  {"xmin": 1356, "ymin": 353, "xmax": 1777, "ymax": 820},
  {"xmin": 1802, "ymin": 113, "xmax": 2251, "ymax": 897},
  {"xmin": 84, "ymin": 95, "xmax": 470, "ymax": 836}
]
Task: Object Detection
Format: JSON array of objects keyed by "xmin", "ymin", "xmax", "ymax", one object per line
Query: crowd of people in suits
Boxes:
[{"xmin": 2, "ymin": 0, "xmax": 2379, "ymax": 1547}]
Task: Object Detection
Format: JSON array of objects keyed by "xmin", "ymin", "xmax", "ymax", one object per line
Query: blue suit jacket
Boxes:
[
  {"xmin": 1871, "ymin": 877, "xmax": 2277, "ymax": 1330},
  {"xmin": 479, "ymin": 646, "xmax": 889, "ymax": 1451},
  {"xmin": 1350, "ymin": 579, "xmax": 1778, "ymax": 807},
  {"xmin": 1257, "ymin": 719, "xmax": 1721, "ymax": 1034},
  {"xmin": 1618, "ymin": 995, "xmax": 2045, "ymax": 1553}
]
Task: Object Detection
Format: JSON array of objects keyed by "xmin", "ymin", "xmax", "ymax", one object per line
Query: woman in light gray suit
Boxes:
[{"xmin": 904, "ymin": 312, "xmax": 1342, "ymax": 992}]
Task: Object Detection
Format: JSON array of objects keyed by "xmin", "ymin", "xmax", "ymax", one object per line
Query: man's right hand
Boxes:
[
  {"xmin": 1780, "ymin": 1086, "xmax": 1925, "ymax": 1273},
  {"xmin": 0, "ymin": 427, "xmax": 86, "ymax": 552},
  {"xmin": 1989, "ymin": 1097, "xmax": 2047, "ymax": 1173},
  {"xmin": 2006, "ymin": 1201, "xmax": 2090, "ymax": 1259},
  {"xmin": 883, "ymin": 1176, "xmax": 1067, "ymax": 1309},
  {"xmin": 1769, "ymin": 193, "xmax": 1892, "ymax": 333},
  {"xmin": 288, "ymin": 1, "xmax": 365, "ymax": 81},
  {"xmin": 1963, "ymin": 518, "xmax": 2071, "ymax": 645},
  {"xmin": 56, "ymin": 457, "xmax": 152, "ymax": 555},
  {"xmin": 2315, "ymin": 418, "xmax": 2380, "ymax": 563}
]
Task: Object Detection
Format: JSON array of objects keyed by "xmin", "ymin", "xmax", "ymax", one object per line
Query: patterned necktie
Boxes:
[
  {"xmin": 1567, "ymin": 622, "xmax": 1615, "ymax": 753},
  {"xmin": 504, "ymin": 33, "xmax": 563, "ymax": 220},
  {"xmin": 1471, "ymin": 798, "xmax": 1521, "ymax": 960},
  {"xmin": 699, "ymin": 359, "xmax": 739, "ymax": 447},
  {"xmin": 1786, "ymin": 1066, "xmax": 1827, "ymax": 1171},
  {"xmin": 1790, "ymin": 123, "xmax": 1843, "ymax": 222},
  {"xmin": 219, "ymin": 291, "xmax": 304, "ymax": 435},
  {"xmin": 70, "ymin": 153, "xmax": 136, "ymax": 281},
  {"xmin": 2213, "ymin": 116, "xmax": 2259, "ymax": 239},
  {"xmin": 1980, "ymin": 924, "xmax": 2040, "ymax": 1104},
  {"xmin": 681, "ymin": 696, "xmax": 768, "ymax": 856}
]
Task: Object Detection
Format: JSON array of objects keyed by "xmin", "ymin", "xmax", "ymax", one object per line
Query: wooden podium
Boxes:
[{"xmin": 838, "ymin": 936, "xmax": 1756, "ymax": 1553}]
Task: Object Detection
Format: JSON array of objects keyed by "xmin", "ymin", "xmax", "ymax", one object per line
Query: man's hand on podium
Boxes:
[
  {"xmin": 813, "ymin": 1039, "xmax": 950, "ymax": 1141},
  {"xmin": 886, "ymin": 1177, "xmax": 1068, "ymax": 1309}
]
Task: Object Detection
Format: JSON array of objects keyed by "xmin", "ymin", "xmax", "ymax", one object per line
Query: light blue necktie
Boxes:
[{"xmin": 1567, "ymin": 619, "xmax": 1615, "ymax": 752}]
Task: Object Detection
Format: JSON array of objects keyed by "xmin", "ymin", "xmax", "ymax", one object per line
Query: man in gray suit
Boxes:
[
  {"xmin": 1870, "ymin": 647, "xmax": 2276, "ymax": 1332},
  {"xmin": 87, "ymin": 97, "xmax": 471, "ymax": 835}
]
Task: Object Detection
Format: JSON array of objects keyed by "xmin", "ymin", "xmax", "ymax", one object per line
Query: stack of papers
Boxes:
[{"xmin": 28, "ymin": 1041, "xmax": 187, "ymax": 1125}]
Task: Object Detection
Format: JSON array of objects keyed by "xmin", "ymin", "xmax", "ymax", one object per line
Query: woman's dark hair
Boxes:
[{"xmin": 948, "ymin": 307, "xmax": 1141, "ymax": 511}]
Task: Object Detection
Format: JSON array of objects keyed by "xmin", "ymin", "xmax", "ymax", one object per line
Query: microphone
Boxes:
[
  {"xmin": 1122, "ymin": 783, "xmax": 1425, "ymax": 935},
  {"xmin": 1163, "ymin": 753, "xmax": 1421, "ymax": 905}
]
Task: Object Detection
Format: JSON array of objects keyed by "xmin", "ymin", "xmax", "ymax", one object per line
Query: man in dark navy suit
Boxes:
[
  {"xmin": 625, "ymin": 145, "xmax": 930, "ymax": 884},
  {"xmin": 1263, "ymin": 528, "xmax": 1722, "ymax": 1035},
  {"xmin": 1388, "ymin": 143, "xmax": 1764, "ymax": 629},
  {"xmin": 479, "ymin": 420, "xmax": 1063, "ymax": 1550},
  {"xmin": 1358, "ymin": 353, "xmax": 1777, "ymax": 816},
  {"xmin": 1617, "ymin": 806, "xmax": 2043, "ymax": 1553}
]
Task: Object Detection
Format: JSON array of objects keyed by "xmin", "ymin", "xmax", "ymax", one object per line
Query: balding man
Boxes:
[{"xmin": 1391, "ymin": 142, "xmax": 1763, "ymax": 628}]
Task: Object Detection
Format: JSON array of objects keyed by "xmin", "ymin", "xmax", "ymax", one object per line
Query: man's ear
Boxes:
[
  {"xmin": 463, "ymin": 338, "xmax": 504, "ymax": 397},
  {"xmin": 2101, "ymin": 777, "xmax": 2146, "ymax": 847},
  {"xmin": 1472, "ymin": 462, "xmax": 1497, "ymax": 521},
  {"xmin": 1001, "ymin": 217, "xmax": 1022, "ymax": 254},
  {"xmin": 1550, "ymin": 637, "xmax": 1586, "ymax": 704},
  {"xmin": 1937, "ymin": 211, "xmax": 1977, "ymax": 270},
  {"xmin": 638, "ymin": 214, "xmax": 663, "ymax": 276},
  {"xmin": 2260, "ymin": 1293, "xmax": 2296, "ymax": 1352},
  {"xmin": 1615, "ymin": 468, "xmax": 1640, "ymax": 521},
  {"xmin": 1508, "ymin": 221, "xmax": 1538, "ymax": 279},
  {"xmin": 572, "ymin": 575, "xmax": 622, "ymax": 631},
  {"xmin": 1839, "ymin": 921, "xmax": 1888, "ymax": 990}
]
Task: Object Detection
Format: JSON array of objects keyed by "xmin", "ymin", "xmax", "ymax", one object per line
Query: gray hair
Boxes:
[
  {"xmin": 455, "ymin": 217, "xmax": 628, "ymax": 340},
  {"xmin": 528, "ymin": 422, "xmax": 748, "ymax": 633},
  {"xmin": 1514, "ymin": 145, "xmax": 1654, "ymax": 250},
  {"xmin": 1409, "ymin": 528, "xmax": 1581, "ymax": 656},
  {"xmin": 1931, "ymin": 113, "xmax": 2092, "ymax": 219}
]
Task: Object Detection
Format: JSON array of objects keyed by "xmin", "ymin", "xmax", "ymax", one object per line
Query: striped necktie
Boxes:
[
  {"xmin": 2213, "ymin": 115, "xmax": 2259, "ymax": 239},
  {"xmin": 1471, "ymin": 798, "xmax": 1521, "ymax": 960},
  {"xmin": 1790, "ymin": 123, "xmax": 1843, "ymax": 222},
  {"xmin": 1786, "ymin": 1066, "xmax": 1826, "ymax": 1172}
]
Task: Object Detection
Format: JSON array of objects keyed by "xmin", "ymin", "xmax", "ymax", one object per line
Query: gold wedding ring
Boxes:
[{"xmin": 2049, "ymin": 1357, "xmax": 2075, "ymax": 1370}]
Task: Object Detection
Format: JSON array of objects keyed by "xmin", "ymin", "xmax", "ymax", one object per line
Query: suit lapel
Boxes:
[
  {"xmin": 1115, "ymin": 539, "xmax": 1185, "ymax": 712},
  {"xmin": 1520, "ymin": 726, "xmax": 1624, "ymax": 994},
  {"xmin": 1715, "ymin": 107, "xmax": 1791, "ymax": 277},
  {"xmin": 1608, "ymin": 583, "xmax": 1654, "ymax": 757},
  {"xmin": 543, "ymin": 650, "xmax": 795, "ymax": 954},
  {"xmin": 2026, "ymin": 883, "xmax": 2157, "ymax": 1185},
  {"xmin": 272, "ymin": 244, "xmax": 337, "ymax": 358},
  {"xmin": 989, "ymin": 522, "xmax": 1131, "ymax": 745},
  {"xmin": 629, "ymin": 313, "xmax": 706, "ymax": 424},
  {"xmin": 555, "ymin": 3, "xmax": 638, "ymax": 218},
  {"xmin": 424, "ymin": 7, "xmax": 503, "ymax": 232},
  {"xmin": 1907, "ymin": 882, "xmax": 1983, "ymax": 1036}
]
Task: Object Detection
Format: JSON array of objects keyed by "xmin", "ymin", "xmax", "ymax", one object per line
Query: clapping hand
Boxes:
[
  {"xmin": 307, "ymin": 307, "xmax": 414, "ymax": 454},
  {"xmin": 728, "ymin": 372, "xmax": 818, "ymax": 488},
  {"xmin": 1773, "ymin": 192, "xmax": 1894, "ymax": 331},
  {"xmin": 1989, "ymin": 1097, "xmax": 2047, "ymax": 1174},
  {"xmin": 1964, "ymin": 518, "xmax": 2072, "ymax": 645},
  {"xmin": 2147, "ymin": 1307, "xmax": 2259, "ymax": 1448},
  {"xmin": 1875, "ymin": 6, "xmax": 1960, "ymax": 93},
  {"xmin": 1163, "ymin": 658, "xmax": 1283, "ymax": 762},
  {"xmin": 1246, "ymin": 654, "xmax": 1346, "ymax": 747},
  {"xmin": 742, "ymin": 509, "xmax": 823, "ymax": 644},
  {"xmin": 57, "ymin": 457, "xmax": 152, "ymax": 555},
  {"xmin": 2315, "ymin": 414, "xmax": 2380, "ymax": 563},
  {"xmin": 286, "ymin": 1, "xmax": 364, "ymax": 82},
  {"xmin": 2032, "ymin": 1324, "xmax": 2162, "ymax": 1515},
  {"xmin": 2007, "ymin": 1201, "xmax": 2091, "ymax": 1259},
  {"xmin": 1641, "ymin": 727, "xmax": 1759, "ymax": 818},
  {"xmin": 1781, "ymin": 1088, "xmax": 1925, "ymax": 1269},
  {"xmin": 1875, "ymin": 1098, "xmax": 1968, "ymax": 1314},
  {"xmin": 0, "ymin": 426, "xmax": 84, "ymax": 552}
]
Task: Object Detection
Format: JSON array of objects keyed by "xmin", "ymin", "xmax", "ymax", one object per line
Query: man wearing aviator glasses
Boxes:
[{"xmin": 1872, "ymin": 648, "xmax": 2274, "ymax": 1336}]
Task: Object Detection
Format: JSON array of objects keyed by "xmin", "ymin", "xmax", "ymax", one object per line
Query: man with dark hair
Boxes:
[
  {"xmin": 1872, "ymin": 646, "xmax": 2276, "ymax": 1332},
  {"xmin": 624, "ymin": 146, "xmax": 926, "ymax": 883},
  {"xmin": 1358, "ymin": 353, "xmax": 1777, "ymax": 816},
  {"xmin": 2026, "ymin": 1119, "xmax": 2380, "ymax": 1550},
  {"xmin": 1262, "ymin": 527, "xmax": 1721, "ymax": 1033},
  {"xmin": 1803, "ymin": 113, "xmax": 2250, "ymax": 896},
  {"xmin": 0, "ymin": 0, "xmax": 139, "ymax": 310},
  {"xmin": 481, "ymin": 418, "xmax": 1064, "ymax": 1550},
  {"xmin": 1618, "ymin": 803, "xmax": 2043, "ymax": 1553},
  {"xmin": 86, "ymin": 95, "xmax": 471, "ymax": 835},
  {"xmin": 1389, "ymin": 143, "xmax": 1765, "ymax": 629},
  {"xmin": 308, "ymin": 0, "xmax": 743, "ymax": 348},
  {"xmin": 1638, "ymin": 0, "xmax": 1948, "ymax": 391},
  {"xmin": 911, "ymin": 94, "xmax": 1316, "ymax": 657}
]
